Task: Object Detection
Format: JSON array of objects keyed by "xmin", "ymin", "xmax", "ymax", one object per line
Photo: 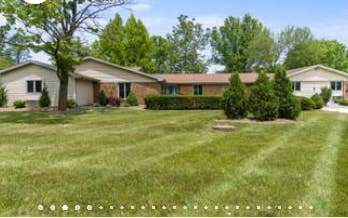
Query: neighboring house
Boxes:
[
  {"xmin": 0, "ymin": 57, "xmax": 347, "ymax": 107},
  {"xmin": 288, "ymin": 65, "xmax": 348, "ymax": 100},
  {"xmin": 0, "ymin": 61, "xmax": 97, "ymax": 107}
]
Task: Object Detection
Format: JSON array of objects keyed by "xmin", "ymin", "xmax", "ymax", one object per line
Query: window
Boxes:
[
  {"xmin": 27, "ymin": 80, "xmax": 42, "ymax": 93},
  {"xmin": 193, "ymin": 84, "xmax": 203, "ymax": 95},
  {"xmin": 331, "ymin": 81, "xmax": 342, "ymax": 91},
  {"xmin": 164, "ymin": 85, "xmax": 179, "ymax": 95},
  {"xmin": 119, "ymin": 83, "xmax": 131, "ymax": 99},
  {"xmin": 292, "ymin": 82, "xmax": 301, "ymax": 91}
]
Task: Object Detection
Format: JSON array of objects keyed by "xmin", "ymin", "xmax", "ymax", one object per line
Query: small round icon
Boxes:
[
  {"xmin": 37, "ymin": 205, "xmax": 44, "ymax": 211},
  {"xmin": 75, "ymin": 205, "xmax": 80, "ymax": 211},
  {"xmin": 62, "ymin": 205, "xmax": 68, "ymax": 211},
  {"xmin": 23, "ymin": 0, "xmax": 47, "ymax": 4},
  {"xmin": 50, "ymin": 205, "xmax": 55, "ymax": 211},
  {"xmin": 87, "ymin": 205, "xmax": 93, "ymax": 211}
]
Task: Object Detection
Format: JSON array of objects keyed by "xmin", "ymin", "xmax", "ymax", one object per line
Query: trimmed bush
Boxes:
[
  {"xmin": 39, "ymin": 86, "xmax": 51, "ymax": 107},
  {"xmin": 320, "ymin": 87, "xmax": 332, "ymax": 105},
  {"xmin": 98, "ymin": 90, "xmax": 108, "ymax": 106},
  {"xmin": 311, "ymin": 93, "xmax": 324, "ymax": 109},
  {"xmin": 249, "ymin": 73, "xmax": 279, "ymax": 121},
  {"xmin": 67, "ymin": 99, "xmax": 77, "ymax": 108},
  {"xmin": 297, "ymin": 96, "xmax": 315, "ymax": 110},
  {"xmin": 145, "ymin": 95, "xmax": 222, "ymax": 110},
  {"xmin": 222, "ymin": 73, "xmax": 248, "ymax": 119},
  {"xmin": 13, "ymin": 100, "xmax": 25, "ymax": 109},
  {"xmin": 107, "ymin": 96, "xmax": 121, "ymax": 107},
  {"xmin": 0, "ymin": 84, "xmax": 7, "ymax": 107},
  {"xmin": 337, "ymin": 99, "xmax": 348, "ymax": 106},
  {"xmin": 273, "ymin": 69, "xmax": 301, "ymax": 120},
  {"xmin": 126, "ymin": 91, "xmax": 138, "ymax": 106}
]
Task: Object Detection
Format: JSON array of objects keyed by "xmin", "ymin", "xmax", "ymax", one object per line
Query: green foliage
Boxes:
[
  {"xmin": 337, "ymin": 99, "xmax": 348, "ymax": 106},
  {"xmin": 273, "ymin": 69, "xmax": 301, "ymax": 120},
  {"xmin": 151, "ymin": 36, "xmax": 171, "ymax": 73},
  {"xmin": 249, "ymin": 73, "xmax": 279, "ymax": 121},
  {"xmin": 320, "ymin": 87, "xmax": 332, "ymax": 105},
  {"xmin": 311, "ymin": 94, "xmax": 325, "ymax": 109},
  {"xmin": 98, "ymin": 90, "xmax": 108, "ymax": 106},
  {"xmin": 39, "ymin": 86, "xmax": 51, "ymax": 108},
  {"xmin": 67, "ymin": 99, "xmax": 77, "ymax": 109},
  {"xmin": 0, "ymin": 83, "xmax": 7, "ymax": 107},
  {"xmin": 222, "ymin": 73, "xmax": 248, "ymax": 119},
  {"xmin": 145, "ymin": 95, "xmax": 222, "ymax": 110},
  {"xmin": 13, "ymin": 100, "xmax": 25, "ymax": 109},
  {"xmin": 285, "ymin": 40, "xmax": 348, "ymax": 71},
  {"xmin": 166, "ymin": 15, "xmax": 209, "ymax": 73},
  {"xmin": 126, "ymin": 91, "xmax": 138, "ymax": 106},
  {"xmin": 91, "ymin": 14, "xmax": 154, "ymax": 73},
  {"xmin": 297, "ymin": 96, "xmax": 316, "ymax": 110},
  {"xmin": 211, "ymin": 14, "xmax": 276, "ymax": 72}
]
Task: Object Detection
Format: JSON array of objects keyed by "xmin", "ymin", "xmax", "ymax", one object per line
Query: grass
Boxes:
[{"xmin": 0, "ymin": 108, "xmax": 347, "ymax": 216}]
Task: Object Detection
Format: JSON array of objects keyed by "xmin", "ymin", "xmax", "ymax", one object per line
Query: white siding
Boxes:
[
  {"xmin": 289, "ymin": 68, "xmax": 347, "ymax": 98},
  {"xmin": 0, "ymin": 64, "xmax": 76, "ymax": 107},
  {"xmin": 75, "ymin": 80, "xmax": 94, "ymax": 106}
]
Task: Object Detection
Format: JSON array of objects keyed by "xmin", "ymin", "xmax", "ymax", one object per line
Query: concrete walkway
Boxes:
[{"xmin": 322, "ymin": 102, "xmax": 348, "ymax": 114}]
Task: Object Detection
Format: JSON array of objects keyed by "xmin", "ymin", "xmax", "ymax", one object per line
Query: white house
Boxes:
[{"xmin": 288, "ymin": 65, "xmax": 348, "ymax": 100}]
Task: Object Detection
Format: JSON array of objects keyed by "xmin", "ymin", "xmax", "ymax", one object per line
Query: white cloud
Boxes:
[
  {"xmin": 195, "ymin": 15, "xmax": 225, "ymax": 29},
  {"xmin": 311, "ymin": 16, "xmax": 348, "ymax": 45},
  {"xmin": 0, "ymin": 13, "xmax": 6, "ymax": 26},
  {"xmin": 127, "ymin": 2, "xmax": 151, "ymax": 12}
]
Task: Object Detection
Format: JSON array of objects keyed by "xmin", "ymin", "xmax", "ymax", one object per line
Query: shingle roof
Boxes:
[
  {"xmin": 0, "ymin": 61, "xmax": 56, "ymax": 75},
  {"xmin": 154, "ymin": 72, "xmax": 268, "ymax": 84}
]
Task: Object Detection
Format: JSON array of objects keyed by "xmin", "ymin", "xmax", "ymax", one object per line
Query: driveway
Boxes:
[{"xmin": 322, "ymin": 102, "xmax": 348, "ymax": 114}]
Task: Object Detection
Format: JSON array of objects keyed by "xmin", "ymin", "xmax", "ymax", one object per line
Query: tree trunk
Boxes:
[{"xmin": 58, "ymin": 75, "xmax": 69, "ymax": 111}]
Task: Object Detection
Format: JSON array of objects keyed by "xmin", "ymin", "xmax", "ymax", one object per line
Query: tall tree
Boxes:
[
  {"xmin": 211, "ymin": 14, "xmax": 275, "ymax": 73},
  {"xmin": 0, "ymin": 29, "xmax": 14, "ymax": 69},
  {"xmin": 166, "ymin": 15, "xmax": 209, "ymax": 73},
  {"xmin": 285, "ymin": 39, "xmax": 348, "ymax": 71},
  {"xmin": 151, "ymin": 36, "xmax": 170, "ymax": 73},
  {"xmin": 277, "ymin": 25, "xmax": 314, "ymax": 59},
  {"xmin": 7, "ymin": 30, "xmax": 31, "ymax": 64},
  {"xmin": 0, "ymin": 0, "xmax": 129, "ymax": 111},
  {"xmin": 91, "ymin": 14, "xmax": 154, "ymax": 73}
]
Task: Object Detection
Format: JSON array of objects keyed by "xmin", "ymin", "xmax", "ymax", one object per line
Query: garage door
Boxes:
[{"xmin": 76, "ymin": 80, "xmax": 94, "ymax": 106}]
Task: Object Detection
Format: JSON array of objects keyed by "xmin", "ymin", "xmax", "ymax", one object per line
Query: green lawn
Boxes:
[{"xmin": 0, "ymin": 108, "xmax": 348, "ymax": 216}]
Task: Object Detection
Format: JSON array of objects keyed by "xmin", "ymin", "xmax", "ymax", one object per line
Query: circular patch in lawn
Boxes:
[
  {"xmin": 212, "ymin": 125, "xmax": 236, "ymax": 132},
  {"xmin": 215, "ymin": 119, "xmax": 303, "ymax": 125}
]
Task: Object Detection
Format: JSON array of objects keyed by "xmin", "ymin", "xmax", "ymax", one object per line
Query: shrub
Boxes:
[
  {"xmin": 0, "ymin": 84, "xmax": 7, "ymax": 107},
  {"xmin": 337, "ymin": 99, "xmax": 348, "ymax": 106},
  {"xmin": 107, "ymin": 96, "xmax": 121, "ymax": 107},
  {"xmin": 13, "ymin": 100, "xmax": 26, "ymax": 109},
  {"xmin": 273, "ymin": 69, "xmax": 301, "ymax": 120},
  {"xmin": 320, "ymin": 87, "xmax": 332, "ymax": 105},
  {"xmin": 249, "ymin": 73, "xmax": 279, "ymax": 121},
  {"xmin": 145, "ymin": 95, "xmax": 222, "ymax": 110},
  {"xmin": 98, "ymin": 90, "xmax": 108, "ymax": 106},
  {"xmin": 67, "ymin": 98, "xmax": 77, "ymax": 108},
  {"xmin": 297, "ymin": 96, "xmax": 315, "ymax": 110},
  {"xmin": 126, "ymin": 91, "xmax": 138, "ymax": 106},
  {"xmin": 311, "ymin": 93, "xmax": 324, "ymax": 109},
  {"xmin": 39, "ymin": 86, "xmax": 51, "ymax": 108},
  {"xmin": 222, "ymin": 73, "xmax": 248, "ymax": 119}
]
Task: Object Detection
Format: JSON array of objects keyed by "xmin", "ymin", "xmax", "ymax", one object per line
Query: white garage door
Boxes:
[{"xmin": 76, "ymin": 80, "xmax": 94, "ymax": 106}]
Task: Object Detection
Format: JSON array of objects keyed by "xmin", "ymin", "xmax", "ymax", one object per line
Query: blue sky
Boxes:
[{"xmin": 26, "ymin": 0, "xmax": 348, "ymax": 64}]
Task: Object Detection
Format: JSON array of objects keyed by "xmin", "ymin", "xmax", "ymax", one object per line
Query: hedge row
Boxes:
[
  {"xmin": 337, "ymin": 99, "xmax": 348, "ymax": 106},
  {"xmin": 144, "ymin": 95, "xmax": 222, "ymax": 110}
]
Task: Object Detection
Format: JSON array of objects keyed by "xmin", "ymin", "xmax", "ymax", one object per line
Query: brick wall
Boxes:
[
  {"xmin": 177, "ymin": 84, "xmax": 228, "ymax": 95},
  {"xmin": 345, "ymin": 81, "xmax": 348, "ymax": 99},
  {"xmin": 100, "ymin": 83, "xmax": 118, "ymax": 97},
  {"xmin": 132, "ymin": 83, "xmax": 161, "ymax": 105}
]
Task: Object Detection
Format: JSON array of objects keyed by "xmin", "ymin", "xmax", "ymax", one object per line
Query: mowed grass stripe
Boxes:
[{"xmin": 300, "ymin": 114, "xmax": 348, "ymax": 216}]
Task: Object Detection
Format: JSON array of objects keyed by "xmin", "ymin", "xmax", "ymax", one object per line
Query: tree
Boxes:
[
  {"xmin": 222, "ymin": 73, "xmax": 248, "ymax": 119},
  {"xmin": 0, "ymin": 28, "xmax": 14, "ymax": 69},
  {"xmin": 39, "ymin": 85, "xmax": 51, "ymax": 107},
  {"xmin": 249, "ymin": 73, "xmax": 279, "ymax": 121},
  {"xmin": 277, "ymin": 25, "xmax": 314, "ymax": 59},
  {"xmin": 211, "ymin": 14, "xmax": 275, "ymax": 73},
  {"xmin": 311, "ymin": 93, "xmax": 324, "ymax": 109},
  {"xmin": 151, "ymin": 36, "xmax": 171, "ymax": 73},
  {"xmin": 91, "ymin": 14, "xmax": 154, "ymax": 73},
  {"xmin": 273, "ymin": 68, "xmax": 301, "ymax": 120},
  {"xmin": 0, "ymin": 0, "xmax": 129, "ymax": 111},
  {"xmin": 285, "ymin": 40, "xmax": 348, "ymax": 71},
  {"xmin": 166, "ymin": 15, "xmax": 209, "ymax": 73},
  {"xmin": 7, "ymin": 30, "xmax": 31, "ymax": 64}
]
